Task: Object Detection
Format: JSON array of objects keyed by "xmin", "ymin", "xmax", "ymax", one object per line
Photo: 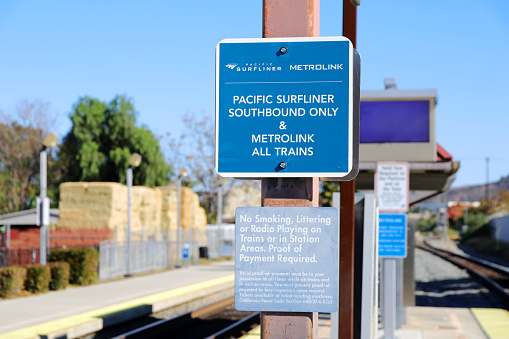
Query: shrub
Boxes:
[
  {"xmin": 49, "ymin": 247, "xmax": 99, "ymax": 285},
  {"xmin": 49, "ymin": 262, "xmax": 70, "ymax": 291},
  {"xmin": 448, "ymin": 228, "xmax": 460, "ymax": 241},
  {"xmin": 24, "ymin": 264, "xmax": 51, "ymax": 293},
  {"xmin": 0, "ymin": 266, "xmax": 26, "ymax": 298},
  {"xmin": 417, "ymin": 216, "xmax": 436, "ymax": 232}
]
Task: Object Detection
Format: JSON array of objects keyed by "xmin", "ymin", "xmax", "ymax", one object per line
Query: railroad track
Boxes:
[
  {"xmin": 109, "ymin": 296, "xmax": 259, "ymax": 339},
  {"xmin": 417, "ymin": 240, "xmax": 509, "ymax": 306}
]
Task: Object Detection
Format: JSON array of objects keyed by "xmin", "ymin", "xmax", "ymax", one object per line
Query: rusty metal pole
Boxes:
[
  {"xmin": 339, "ymin": 1, "xmax": 357, "ymax": 338},
  {"xmin": 261, "ymin": 1, "xmax": 320, "ymax": 337}
]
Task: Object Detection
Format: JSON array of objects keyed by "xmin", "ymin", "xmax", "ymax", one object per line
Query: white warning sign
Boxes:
[{"xmin": 375, "ymin": 162, "xmax": 409, "ymax": 212}]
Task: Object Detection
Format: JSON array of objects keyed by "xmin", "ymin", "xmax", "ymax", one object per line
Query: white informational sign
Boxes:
[
  {"xmin": 235, "ymin": 207, "xmax": 339, "ymax": 313},
  {"xmin": 375, "ymin": 162, "xmax": 409, "ymax": 212}
]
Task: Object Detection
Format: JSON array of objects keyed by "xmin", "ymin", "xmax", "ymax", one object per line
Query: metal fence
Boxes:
[
  {"xmin": 1, "ymin": 226, "xmax": 235, "ymax": 278},
  {"xmin": 206, "ymin": 224, "xmax": 235, "ymax": 259},
  {"xmin": 98, "ymin": 239, "xmax": 200, "ymax": 280},
  {"xmin": 0, "ymin": 247, "xmax": 39, "ymax": 267}
]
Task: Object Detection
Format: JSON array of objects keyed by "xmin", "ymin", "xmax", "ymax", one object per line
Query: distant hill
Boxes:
[{"xmin": 423, "ymin": 175, "xmax": 509, "ymax": 203}]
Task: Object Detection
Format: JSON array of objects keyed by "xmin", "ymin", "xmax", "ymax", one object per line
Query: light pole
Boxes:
[
  {"xmin": 177, "ymin": 167, "xmax": 187, "ymax": 267},
  {"xmin": 39, "ymin": 133, "xmax": 58, "ymax": 265},
  {"xmin": 126, "ymin": 153, "xmax": 142, "ymax": 277}
]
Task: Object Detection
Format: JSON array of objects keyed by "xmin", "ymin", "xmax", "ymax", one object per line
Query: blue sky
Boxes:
[{"xmin": 0, "ymin": 0, "xmax": 508, "ymax": 188}]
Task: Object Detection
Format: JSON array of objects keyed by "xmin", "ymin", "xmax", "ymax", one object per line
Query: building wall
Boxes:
[
  {"xmin": 5, "ymin": 227, "xmax": 114, "ymax": 249},
  {"xmin": 490, "ymin": 215, "xmax": 509, "ymax": 243},
  {"xmin": 8, "ymin": 228, "xmax": 40, "ymax": 248}
]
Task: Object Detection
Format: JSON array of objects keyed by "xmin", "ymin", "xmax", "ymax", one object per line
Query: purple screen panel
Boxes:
[{"xmin": 360, "ymin": 101, "xmax": 430, "ymax": 143}]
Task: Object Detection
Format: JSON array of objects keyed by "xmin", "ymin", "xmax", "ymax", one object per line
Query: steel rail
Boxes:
[
  {"xmin": 417, "ymin": 241, "xmax": 509, "ymax": 305},
  {"xmin": 421, "ymin": 240, "xmax": 509, "ymax": 277},
  {"xmin": 204, "ymin": 311, "xmax": 261, "ymax": 339},
  {"xmin": 110, "ymin": 296, "xmax": 260, "ymax": 339}
]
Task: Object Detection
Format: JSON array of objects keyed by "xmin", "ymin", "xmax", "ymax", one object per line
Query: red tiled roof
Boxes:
[{"xmin": 437, "ymin": 143, "xmax": 453, "ymax": 161}]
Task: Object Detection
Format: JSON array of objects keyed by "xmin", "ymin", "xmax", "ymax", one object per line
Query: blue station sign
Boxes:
[
  {"xmin": 215, "ymin": 37, "xmax": 357, "ymax": 178},
  {"xmin": 378, "ymin": 213, "xmax": 407, "ymax": 258}
]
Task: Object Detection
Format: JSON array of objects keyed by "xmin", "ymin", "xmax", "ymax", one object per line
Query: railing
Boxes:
[
  {"xmin": 0, "ymin": 247, "xmax": 39, "ymax": 267},
  {"xmin": 206, "ymin": 224, "xmax": 235, "ymax": 259},
  {"xmin": 98, "ymin": 239, "xmax": 200, "ymax": 280},
  {"xmin": 1, "ymin": 226, "xmax": 235, "ymax": 278}
]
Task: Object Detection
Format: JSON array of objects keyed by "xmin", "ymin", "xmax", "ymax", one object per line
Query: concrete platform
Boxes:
[
  {"xmin": 2, "ymin": 257, "xmax": 508, "ymax": 339},
  {"xmin": 0, "ymin": 261, "xmax": 235, "ymax": 339},
  {"xmin": 379, "ymin": 307, "xmax": 488, "ymax": 339},
  {"xmin": 241, "ymin": 306, "xmax": 509, "ymax": 339}
]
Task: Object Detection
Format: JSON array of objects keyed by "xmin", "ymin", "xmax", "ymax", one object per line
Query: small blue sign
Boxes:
[
  {"xmin": 234, "ymin": 207, "xmax": 339, "ymax": 312},
  {"xmin": 182, "ymin": 247, "xmax": 189, "ymax": 259},
  {"xmin": 216, "ymin": 37, "xmax": 354, "ymax": 178},
  {"xmin": 378, "ymin": 214, "xmax": 407, "ymax": 258}
]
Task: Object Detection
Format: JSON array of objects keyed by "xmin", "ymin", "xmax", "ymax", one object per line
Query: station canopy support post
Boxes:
[{"xmin": 339, "ymin": 1, "xmax": 358, "ymax": 338}]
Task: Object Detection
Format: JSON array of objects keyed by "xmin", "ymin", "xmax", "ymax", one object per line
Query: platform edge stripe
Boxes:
[
  {"xmin": 239, "ymin": 325, "xmax": 261, "ymax": 339},
  {"xmin": 471, "ymin": 308, "xmax": 509, "ymax": 339},
  {"xmin": 138, "ymin": 274, "xmax": 234, "ymax": 306},
  {"xmin": 0, "ymin": 274, "xmax": 235, "ymax": 339},
  {"xmin": 0, "ymin": 331, "xmax": 41, "ymax": 339},
  {"xmin": 0, "ymin": 315, "xmax": 103, "ymax": 339}
]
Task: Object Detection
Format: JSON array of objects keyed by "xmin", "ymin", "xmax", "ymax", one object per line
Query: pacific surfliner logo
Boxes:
[{"xmin": 225, "ymin": 62, "xmax": 282, "ymax": 72}]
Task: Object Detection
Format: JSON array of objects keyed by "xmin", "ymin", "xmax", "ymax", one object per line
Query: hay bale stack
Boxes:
[
  {"xmin": 59, "ymin": 182, "xmax": 207, "ymax": 244},
  {"xmin": 189, "ymin": 193, "xmax": 200, "ymax": 228},
  {"xmin": 131, "ymin": 186, "xmax": 162, "ymax": 241},
  {"xmin": 158, "ymin": 186, "xmax": 178, "ymax": 237},
  {"xmin": 58, "ymin": 182, "xmax": 127, "ymax": 230},
  {"xmin": 194, "ymin": 207, "xmax": 207, "ymax": 229},
  {"xmin": 222, "ymin": 184, "xmax": 261, "ymax": 221},
  {"xmin": 195, "ymin": 206, "xmax": 208, "ymax": 245},
  {"xmin": 180, "ymin": 187, "xmax": 194, "ymax": 229}
]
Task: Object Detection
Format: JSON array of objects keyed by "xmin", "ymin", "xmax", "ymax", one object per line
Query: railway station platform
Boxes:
[
  {"xmin": 0, "ymin": 261, "xmax": 236, "ymax": 339},
  {"xmin": 240, "ymin": 307, "xmax": 509, "ymax": 339},
  {"xmin": 1, "ymin": 258, "xmax": 508, "ymax": 339}
]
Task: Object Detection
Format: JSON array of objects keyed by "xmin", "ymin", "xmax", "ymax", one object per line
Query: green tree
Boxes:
[
  {"xmin": 0, "ymin": 100, "xmax": 56, "ymax": 213},
  {"xmin": 488, "ymin": 189, "xmax": 509, "ymax": 214},
  {"xmin": 58, "ymin": 95, "xmax": 170, "ymax": 187},
  {"xmin": 320, "ymin": 181, "xmax": 339, "ymax": 207},
  {"xmin": 457, "ymin": 212, "xmax": 488, "ymax": 235},
  {"xmin": 417, "ymin": 216, "xmax": 437, "ymax": 232},
  {"xmin": 0, "ymin": 122, "xmax": 42, "ymax": 213}
]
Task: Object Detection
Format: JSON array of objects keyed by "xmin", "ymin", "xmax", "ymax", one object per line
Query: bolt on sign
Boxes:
[{"xmin": 215, "ymin": 37, "xmax": 359, "ymax": 178}]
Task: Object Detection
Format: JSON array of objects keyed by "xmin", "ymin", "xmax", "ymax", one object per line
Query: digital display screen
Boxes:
[{"xmin": 360, "ymin": 100, "xmax": 429, "ymax": 143}]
